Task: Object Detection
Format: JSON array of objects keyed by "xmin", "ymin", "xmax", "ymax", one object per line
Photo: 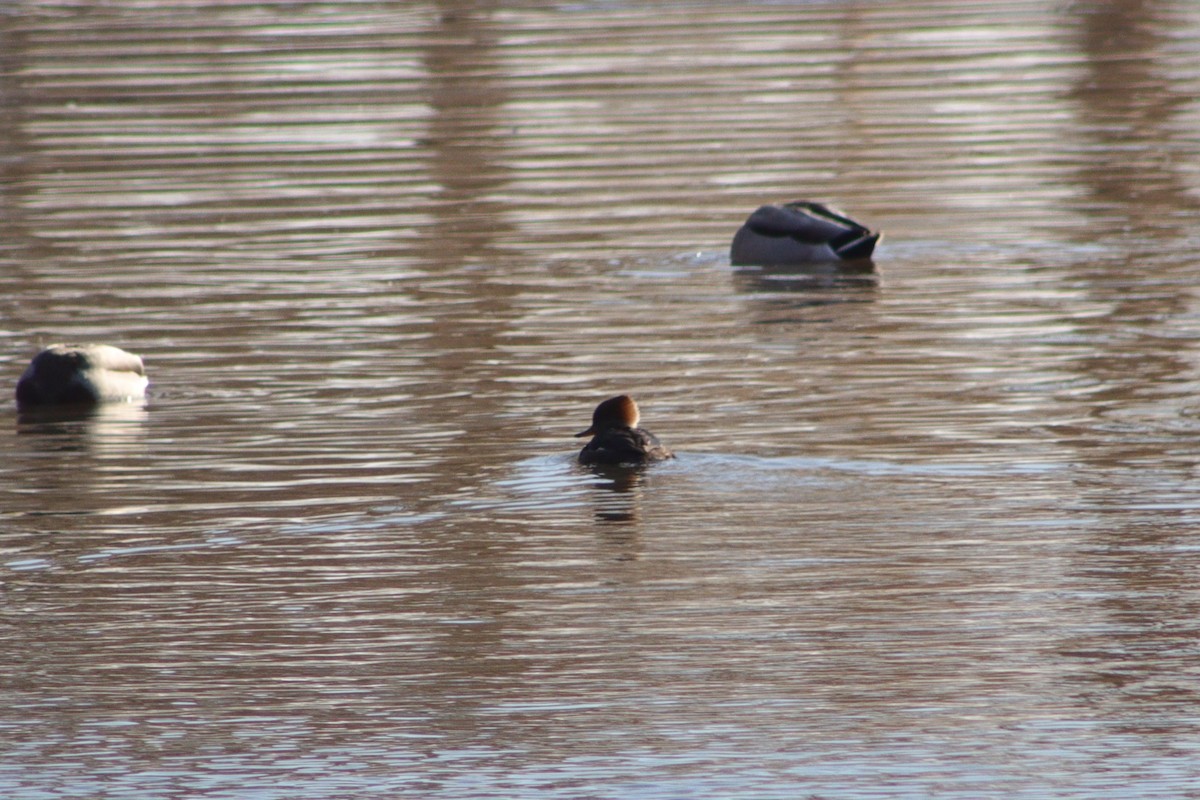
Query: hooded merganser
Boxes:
[
  {"xmin": 575, "ymin": 394, "xmax": 673, "ymax": 465},
  {"xmin": 16, "ymin": 344, "xmax": 148, "ymax": 408},
  {"xmin": 731, "ymin": 201, "xmax": 880, "ymax": 265}
]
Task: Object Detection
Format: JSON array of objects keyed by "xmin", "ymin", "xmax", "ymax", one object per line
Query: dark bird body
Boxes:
[{"xmin": 731, "ymin": 201, "xmax": 880, "ymax": 265}]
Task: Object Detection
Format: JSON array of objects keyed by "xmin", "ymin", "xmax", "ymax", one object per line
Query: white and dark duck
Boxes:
[
  {"xmin": 16, "ymin": 344, "xmax": 148, "ymax": 408},
  {"xmin": 731, "ymin": 201, "xmax": 880, "ymax": 265},
  {"xmin": 575, "ymin": 395, "xmax": 673, "ymax": 465}
]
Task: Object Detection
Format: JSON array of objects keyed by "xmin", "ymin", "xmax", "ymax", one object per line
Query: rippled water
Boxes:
[{"xmin": 4, "ymin": 0, "xmax": 1200, "ymax": 797}]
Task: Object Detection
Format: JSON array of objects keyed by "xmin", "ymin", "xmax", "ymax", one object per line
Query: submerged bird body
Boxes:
[
  {"xmin": 16, "ymin": 344, "xmax": 148, "ymax": 408},
  {"xmin": 575, "ymin": 394, "xmax": 673, "ymax": 465},
  {"xmin": 731, "ymin": 201, "xmax": 879, "ymax": 265}
]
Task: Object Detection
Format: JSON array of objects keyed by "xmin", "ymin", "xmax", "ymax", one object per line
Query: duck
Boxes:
[
  {"xmin": 575, "ymin": 394, "xmax": 673, "ymax": 465},
  {"xmin": 15, "ymin": 344, "xmax": 148, "ymax": 408},
  {"xmin": 730, "ymin": 201, "xmax": 880, "ymax": 265}
]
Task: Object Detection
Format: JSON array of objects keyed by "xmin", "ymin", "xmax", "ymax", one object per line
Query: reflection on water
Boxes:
[
  {"xmin": 582, "ymin": 462, "xmax": 653, "ymax": 525},
  {"xmin": 16, "ymin": 401, "xmax": 147, "ymax": 448},
  {"xmin": 732, "ymin": 260, "xmax": 879, "ymax": 324},
  {"xmin": 4, "ymin": 0, "xmax": 1200, "ymax": 797}
]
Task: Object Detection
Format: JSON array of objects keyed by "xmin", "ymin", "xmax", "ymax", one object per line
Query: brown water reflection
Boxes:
[{"xmin": 3, "ymin": 0, "xmax": 1200, "ymax": 797}]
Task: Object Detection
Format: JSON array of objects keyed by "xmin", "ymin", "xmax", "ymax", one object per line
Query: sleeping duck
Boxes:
[
  {"xmin": 16, "ymin": 344, "xmax": 148, "ymax": 408},
  {"xmin": 731, "ymin": 201, "xmax": 880, "ymax": 265}
]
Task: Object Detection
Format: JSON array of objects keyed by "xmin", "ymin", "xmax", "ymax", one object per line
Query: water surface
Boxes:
[{"xmin": 3, "ymin": 1, "xmax": 1200, "ymax": 797}]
